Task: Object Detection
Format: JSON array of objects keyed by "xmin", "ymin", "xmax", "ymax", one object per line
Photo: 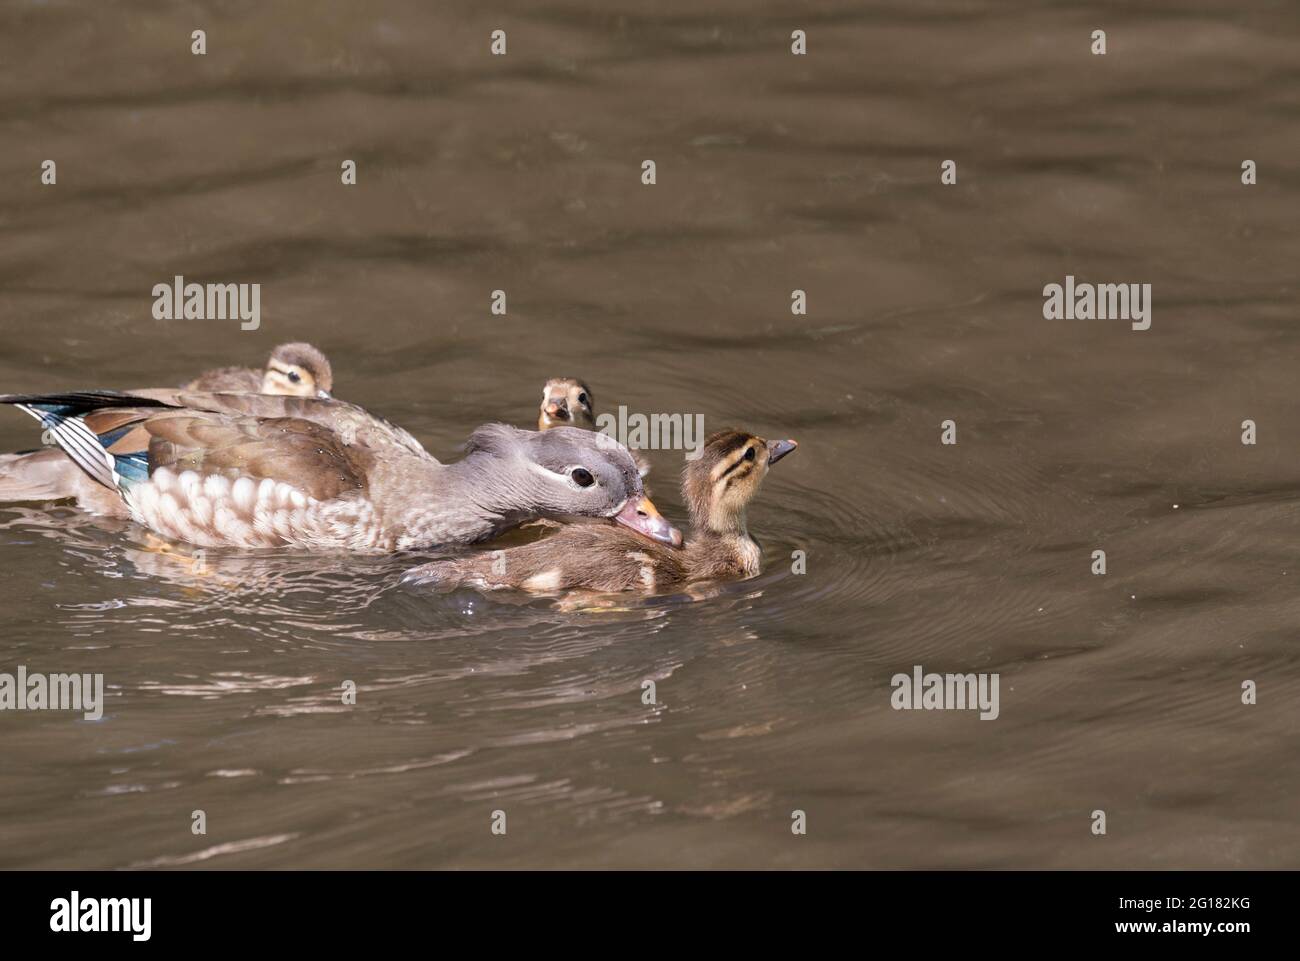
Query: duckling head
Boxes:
[
  {"xmin": 465, "ymin": 423, "xmax": 681, "ymax": 546},
  {"xmin": 537, "ymin": 377, "xmax": 595, "ymax": 431},
  {"xmin": 682, "ymin": 429, "xmax": 798, "ymax": 534},
  {"xmin": 262, "ymin": 342, "xmax": 334, "ymax": 398}
]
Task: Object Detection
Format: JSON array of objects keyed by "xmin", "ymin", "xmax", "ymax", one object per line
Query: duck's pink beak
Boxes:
[{"xmin": 614, "ymin": 495, "xmax": 682, "ymax": 547}]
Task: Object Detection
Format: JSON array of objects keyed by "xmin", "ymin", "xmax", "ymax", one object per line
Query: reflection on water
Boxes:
[{"xmin": 0, "ymin": 0, "xmax": 1298, "ymax": 868}]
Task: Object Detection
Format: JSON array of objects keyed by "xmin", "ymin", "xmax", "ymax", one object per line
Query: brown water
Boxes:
[{"xmin": 0, "ymin": 1, "xmax": 1297, "ymax": 869}]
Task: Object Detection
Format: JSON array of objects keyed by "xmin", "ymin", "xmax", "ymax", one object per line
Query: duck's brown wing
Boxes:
[
  {"xmin": 142, "ymin": 410, "xmax": 372, "ymax": 501},
  {"xmin": 130, "ymin": 389, "xmax": 432, "ymax": 460},
  {"xmin": 1, "ymin": 391, "xmax": 378, "ymax": 500}
]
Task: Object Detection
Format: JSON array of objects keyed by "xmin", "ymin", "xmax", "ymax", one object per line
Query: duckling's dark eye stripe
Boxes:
[{"xmin": 718, "ymin": 449, "xmax": 755, "ymax": 480}]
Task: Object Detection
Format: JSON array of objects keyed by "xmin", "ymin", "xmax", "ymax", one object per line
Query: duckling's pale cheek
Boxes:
[{"xmin": 262, "ymin": 373, "xmax": 296, "ymax": 396}]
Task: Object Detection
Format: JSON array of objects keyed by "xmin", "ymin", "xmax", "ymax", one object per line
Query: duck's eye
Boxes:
[
  {"xmin": 743, "ymin": 447, "xmax": 756, "ymax": 462},
  {"xmin": 577, "ymin": 392, "xmax": 589, "ymax": 407},
  {"xmin": 571, "ymin": 468, "xmax": 595, "ymax": 488},
  {"xmin": 287, "ymin": 370, "xmax": 302, "ymax": 383}
]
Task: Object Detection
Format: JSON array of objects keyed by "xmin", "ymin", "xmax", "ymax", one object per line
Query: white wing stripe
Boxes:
[
  {"xmin": 16, "ymin": 405, "xmax": 119, "ymax": 490},
  {"xmin": 50, "ymin": 419, "xmax": 117, "ymax": 489}
]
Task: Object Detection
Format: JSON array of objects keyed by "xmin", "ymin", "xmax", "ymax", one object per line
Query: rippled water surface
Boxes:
[{"xmin": 0, "ymin": 1, "xmax": 1297, "ymax": 868}]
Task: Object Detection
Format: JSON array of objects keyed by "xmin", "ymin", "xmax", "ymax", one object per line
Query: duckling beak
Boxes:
[
  {"xmin": 544, "ymin": 400, "xmax": 569, "ymax": 421},
  {"xmin": 614, "ymin": 495, "xmax": 683, "ymax": 547},
  {"xmin": 316, "ymin": 388, "xmax": 332, "ymax": 400},
  {"xmin": 767, "ymin": 438, "xmax": 798, "ymax": 465}
]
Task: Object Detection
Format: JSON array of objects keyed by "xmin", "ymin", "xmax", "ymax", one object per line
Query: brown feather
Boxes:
[
  {"xmin": 82, "ymin": 407, "xmax": 152, "ymax": 436},
  {"xmin": 105, "ymin": 424, "xmax": 151, "ymax": 455},
  {"xmin": 143, "ymin": 412, "xmax": 370, "ymax": 501},
  {"xmin": 183, "ymin": 366, "xmax": 262, "ymax": 392}
]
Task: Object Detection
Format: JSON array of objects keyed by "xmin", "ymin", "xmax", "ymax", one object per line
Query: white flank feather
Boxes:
[
  {"xmin": 203, "ymin": 474, "xmax": 229, "ymax": 502},
  {"xmin": 190, "ymin": 494, "xmax": 214, "ymax": 530},
  {"xmin": 231, "ymin": 477, "xmax": 256, "ymax": 515}
]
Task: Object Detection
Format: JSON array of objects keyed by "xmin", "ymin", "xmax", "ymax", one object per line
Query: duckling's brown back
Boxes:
[
  {"xmin": 405, "ymin": 524, "xmax": 689, "ymax": 594},
  {"xmin": 183, "ymin": 366, "xmax": 262, "ymax": 392}
]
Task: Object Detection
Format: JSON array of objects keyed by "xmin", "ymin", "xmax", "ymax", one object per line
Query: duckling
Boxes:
[
  {"xmin": 184, "ymin": 342, "xmax": 333, "ymax": 398},
  {"xmin": 536, "ymin": 377, "xmax": 651, "ymax": 479},
  {"xmin": 0, "ymin": 389, "xmax": 680, "ymax": 552},
  {"xmin": 403, "ymin": 429, "xmax": 796, "ymax": 594},
  {"xmin": 537, "ymin": 377, "xmax": 596, "ymax": 431}
]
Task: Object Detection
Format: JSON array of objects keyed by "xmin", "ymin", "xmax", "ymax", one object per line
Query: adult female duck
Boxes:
[{"xmin": 0, "ymin": 389, "xmax": 679, "ymax": 552}]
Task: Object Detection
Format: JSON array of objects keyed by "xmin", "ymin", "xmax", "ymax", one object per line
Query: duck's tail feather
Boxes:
[
  {"xmin": 0, "ymin": 449, "xmax": 84, "ymax": 501},
  {"xmin": 0, "ymin": 390, "xmax": 172, "ymax": 411},
  {"xmin": 0, "ymin": 391, "xmax": 164, "ymax": 494},
  {"xmin": 13, "ymin": 403, "xmax": 122, "ymax": 490}
]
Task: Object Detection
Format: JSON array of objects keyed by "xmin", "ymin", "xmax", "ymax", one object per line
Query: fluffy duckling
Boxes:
[
  {"xmin": 403, "ymin": 429, "xmax": 796, "ymax": 594},
  {"xmin": 185, "ymin": 342, "xmax": 333, "ymax": 398},
  {"xmin": 537, "ymin": 377, "xmax": 596, "ymax": 431}
]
